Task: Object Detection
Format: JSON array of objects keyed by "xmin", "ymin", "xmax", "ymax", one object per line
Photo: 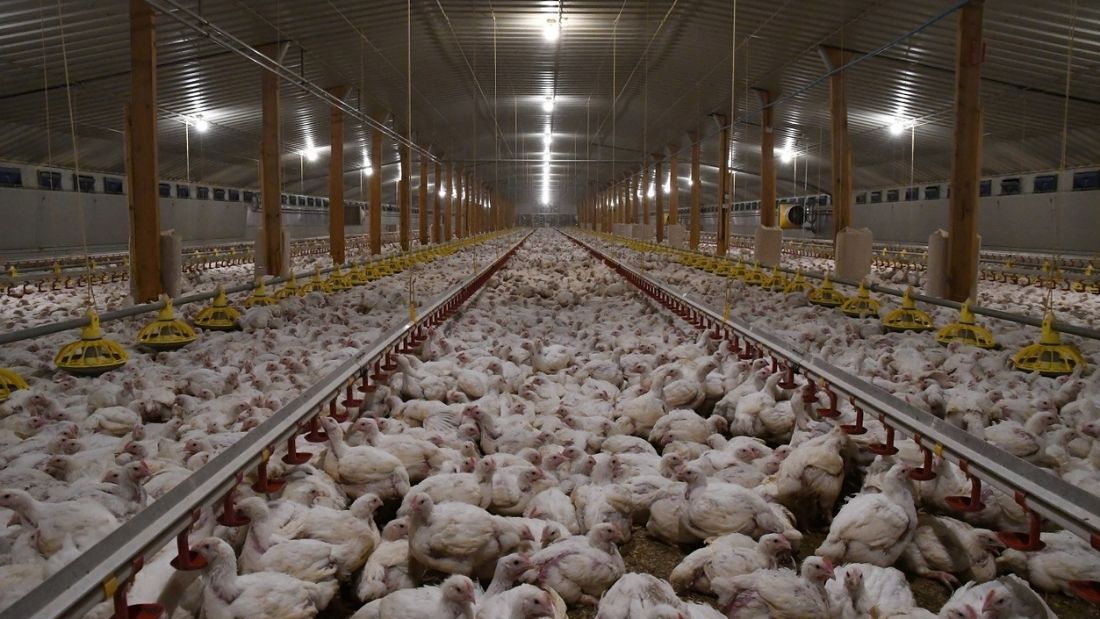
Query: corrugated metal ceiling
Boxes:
[{"xmin": 0, "ymin": 0, "xmax": 1096, "ymax": 212}]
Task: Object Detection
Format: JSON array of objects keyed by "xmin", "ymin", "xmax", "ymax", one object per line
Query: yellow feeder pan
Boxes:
[
  {"xmin": 763, "ymin": 266, "xmax": 788, "ymax": 292},
  {"xmin": 1071, "ymin": 265, "xmax": 1095, "ymax": 293},
  {"xmin": 729, "ymin": 258, "xmax": 747, "ymax": 279},
  {"xmin": 347, "ymin": 264, "xmax": 369, "ymax": 286},
  {"xmin": 327, "ymin": 265, "xmax": 352, "ymax": 291},
  {"xmin": 936, "ymin": 300, "xmax": 996, "ymax": 349},
  {"xmin": 743, "ymin": 263, "xmax": 768, "ymax": 286},
  {"xmin": 842, "ymin": 282, "xmax": 881, "ymax": 318},
  {"xmin": 0, "ymin": 368, "xmax": 30, "ymax": 403},
  {"xmin": 784, "ymin": 271, "xmax": 815, "ymax": 295},
  {"xmin": 193, "ymin": 286, "xmax": 241, "ymax": 331},
  {"xmin": 137, "ymin": 297, "xmax": 197, "ymax": 351},
  {"xmin": 808, "ymin": 274, "xmax": 847, "ymax": 307},
  {"xmin": 245, "ymin": 280, "xmax": 277, "ymax": 307},
  {"xmin": 882, "ymin": 287, "xmax": 934, "ymax": 332},
  {"xmin": 301, "ymin": 268, "xmax": 333, "ymax": 294},
  {"xmin": 1012, "ymin": 312, "xmax": 1087, "ymax": 377},
  {"xmin": 274, "ymin": 274, "xmax": 303, "ymax": 299},
  {"xmin": 56, "ymin": 309, "xmax": 129, "ymax": 375}
]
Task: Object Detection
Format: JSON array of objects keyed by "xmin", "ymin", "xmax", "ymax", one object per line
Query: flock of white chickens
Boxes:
[{"xmin": 0, "ymin": 228, "xmax": 1098, "ymax": 618}]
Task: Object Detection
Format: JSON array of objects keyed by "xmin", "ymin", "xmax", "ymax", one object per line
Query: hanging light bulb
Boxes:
[
  {"xmin": 301, "ymin": 147, "xmax": 319, "ymax": 162},
  {"xmin": 542, "ymin": 96, "xmax": 555, "ymax": 113},
  {"xmin": 542, "ymin": 132, "xmax": 553, "ymax": 146},
  {"xmin": 543, "ymin": 17, "xmax": 560, "ymax": 42},
  {"xmin": 778, "ymin": 147, "xmax": 794, "ymax": 164},
  {"xmin": 647, "ymin": 183, "xmax": 655, "ymax": 199},
  {"xmin": 192, "ymin": 114, "xmax": 209, "ymax": 133},
  {"xmin": 889, "ymin": 117, "xmax": 910, "ymax": 136}
]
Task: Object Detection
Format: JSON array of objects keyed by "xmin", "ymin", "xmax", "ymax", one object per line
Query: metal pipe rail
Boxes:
[
  {"xmin": 603, "ymin": 233, "xmax": 1100, "ymax": 342},
  {"xmin": 0, "ymin": 230, "xmax": 530, "ymax": 619},
  {"xmin": 0, "ymin": 231, "xmax": 500, "ymax": 347},
  {"xmin": 565, "ymin": 230, "xmax": 1100, "ymax": 550}
]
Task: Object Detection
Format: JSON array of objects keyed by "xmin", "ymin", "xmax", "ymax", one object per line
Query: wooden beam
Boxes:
[
  {"xmin": 654, "ymin": 156, "xmax": 664, "ymax": 242},
  {"xmin": 369, "ymin": 127, "xmax": 383, "ymax": 255},
  {"xmin": 444, "ymin": 163, "xmax": 453, "ymax": 241},
  {"xmin": 667, "ymin": 145, "xmax": 679, "ymax": 227},
  {"xmin": 259, "ymin": 43, "xmax": 284, "ymax": 274},
  {"xmin": 715, "ymin": 115, "xmax": 730, "ymax": 257},
  {"xmin": 327, "ymin": 91, "xmax": 345, "ymax": 264},
  {"xmin": 754, "ymin": 88, "xmax": 777, "ymax": 228},
  {"xmin": 689, "ymin": 132, "xmax": 702, "ymax": 250},
  {"xmin": 418, "ymin": 153, "xmax": 429, "ymax": 245},
  {"xmin": 820, "ymin": 46, "xmax": 854, "ymax": 239},
  {"xmin": 126, "ymin": 0, "xmax": 162, "ymax": 302},
  {"xmin": 946, "ymin": 0, "xmax": 985, "ymax": 302},
  {"xmin": 432, "ymin": 160, "xmax": 442, "ymax": 243},
  {"xmin": 399, "ymin": 141, "xmax": 411, "ymax": 251}
]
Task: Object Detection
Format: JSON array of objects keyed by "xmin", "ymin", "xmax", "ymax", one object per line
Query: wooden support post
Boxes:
[
  {"xmin": 668, "ymin": 145, "xmax": 680, "ymax": 227},
  {"xmin": 418, "ymin": 153, "xmax": 429, "ymax": 245},
  {"xmin": 716, "ymin": 115, "xmax": 730, "ymax": 257},
  {"xmin": 327, "ymin": 92, "xmax": 345, "ymax": 265},
  {"xmin": 259, "ymin": 43, "xmax": 285, "ymax": 274},
  {"xmin": 689, "ymin": 132, "xmax": 702, "ymax": 250},
  {"xmin": 629, "ymin": 175, "xmax": 638, "ymax": 225},
  {"xmin": 754, "ymin": 88, "xmax": 777, "ymax": 228},
  {"xmin": 445, "ymin": 163, "xmax": 453, "ymax": 241},
  {"xmin": 433, "ymin": 160, "xmax": 442, "ymax": 243},
  {"xmin": 126, "ymin": 0, "xmax": 162, "ymax": 302},
  {"xmin": 820, "ymin": 46, "xmax": 854, "ymax": 238},
  {"xmin": 369, "ymin": 127, "xmax": 383, "ymax": 255},
  {"xmin": 946, "ymin": 0, "xmax": 985, "ymax": 302},
  {"xmin": 398, "ymin": 141, "xmax": 411, "ymax": 251},
  {"xmin": 653, "ymin": 157, "xmax": 664, "ymax": 242},
  {"xmin": 642, "ymin": 162, "xmax": 650, "ymax": 227},
  {"xmin": 607, "ymin": 191, "xmax": 616, "ymax": 233}
]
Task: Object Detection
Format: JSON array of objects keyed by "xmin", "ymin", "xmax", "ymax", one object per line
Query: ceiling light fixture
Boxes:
[
  {"xmin": 543, "ymin": 18, "xmax": 560, "ymax": 42},
  {"xmin": 301, "ymin": 147, "xmax": 319, "ymax": 162},
  {"xmin": 191, "ymin": 114, "xmax": 209, "ymax": 133},
  {"xmin": 542, "ymin": 96, "xmax": 555, "ymax": 113},
  {"xmin": 778, "ymin": 147, "xmax": 794, "ymax": 164},
  {"xmin": 889, "ymin": 118, "xmax": 911, "ymax": 136}
]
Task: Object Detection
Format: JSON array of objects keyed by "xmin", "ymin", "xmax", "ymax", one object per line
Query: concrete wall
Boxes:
[
  {"xmin": 0, "ymin": 187, "xmax": 405, "ymax": 252},
  {"xmin": 724, "ymin": 192, "xmax": 1100, "ymax": 252},
  {"xmin": 851, "ymin": 192, "xmax": 1098, "ymax": 252}
]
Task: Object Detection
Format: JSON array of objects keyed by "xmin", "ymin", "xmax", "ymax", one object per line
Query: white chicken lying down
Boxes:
[{"xmin": 4, "ymin": 230, "xmax": 1099, "ymax": 618}]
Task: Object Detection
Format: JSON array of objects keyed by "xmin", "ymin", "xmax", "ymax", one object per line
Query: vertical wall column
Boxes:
[
  {"xmin": 259, "ymin": 43, "xmax": 285, "ymax": 274},
  {"xmin": 667, "ymin": 145, "xmax": 679, "ymax": 228},
  {"xmin": 716, "ymin": 116, "xmax": 730, "ymax": 257},
  {"xmin": 642, "ymin": 162, "xmax": 650, "ymax": 227},
  {"xmin": 327, "ymin": 92, "xmax": 345, "ymax": 265},
  {"xmin": 126, "ymin": 0, "xmax": 163, "ymax": 301},
  {"xmin": 631, "ymin": 175, "xmax": 639, "ymax": 225},
  {"xmin": 754, "ymin": 88, "xmax": 777, "ymax": 228},
  {"xmin": 946, "ymin": 0, "xmax": 985, "ymax": 302},
  {"xmin": 689, "ymin": 132, "xmax": 701, "ymax": 251},
  {"xmin": 369, "ymin": 127, "xmax": 383, "ymax": 255},
  {"xmin": 753, "ymin": 88, "xmax": 782, "ymax": 267},
  {"xmin": 399, "ymin": 141, "xmax": 411, "ymax": 251},
  {"xmin": 654, "ymin": 156, "xmax": 664, "ymax": 243},
  {"xmin": 433, "ymin": 161, "xmax": 442, "ymax": 243},
  {"xmin": 418, "ymin": 153, "xmax": 429, "ymax": 245},
  {"xmin": 445, "ymin": 163, "xmax": 454, "ymax": 241},
  {"xmin": 820, "ymin": 46, "xmax": 854, "ymax": 239}
]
